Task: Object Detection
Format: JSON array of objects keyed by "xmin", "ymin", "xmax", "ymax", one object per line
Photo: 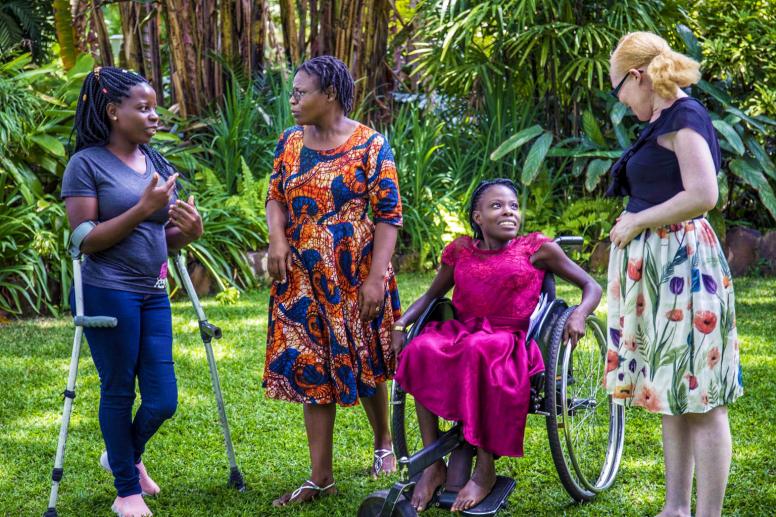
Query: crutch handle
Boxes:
[
  {"xmin": 74, "ymin": 316, "xmax": 118, "ymax": 328},
  {"xmin": 200, "ymin": 321, "xmax": 222, "ymax": 340}
]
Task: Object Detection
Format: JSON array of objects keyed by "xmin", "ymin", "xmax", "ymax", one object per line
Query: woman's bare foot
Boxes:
[
  {"xmin": 272, "ymin": 476, "xmax": 337, "ymax": 507},
  {"xmin": 450, "ymin": 450, "xmax": 496, "ymax": 512},
  {"xmin": 111, "ymin": 494, "xmax": 152, "ymax": 517},
  {"xmin": 411, "ymin": 460, "xmax": 447, "ymax": 512},
  {"xmin": 100, "ymin": 452, "xmax": 160, "ymax": 496},
  {"xmin": 135, "ymin": 461, "xmax": 160, "ymax": 496}
]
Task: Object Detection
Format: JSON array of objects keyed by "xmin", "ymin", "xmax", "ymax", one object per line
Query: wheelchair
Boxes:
[{"xmin": 359, "ymin": 237, "xmax": 624, "ymax": 516}]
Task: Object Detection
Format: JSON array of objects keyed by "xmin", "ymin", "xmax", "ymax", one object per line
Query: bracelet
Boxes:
[{"xmin": 392, "ymin": 323, "xmax": 406, "ymax": 332}]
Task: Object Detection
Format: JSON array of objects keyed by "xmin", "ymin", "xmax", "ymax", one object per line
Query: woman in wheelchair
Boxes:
[{"xmin": 392, "ymin": 178, "xmax": 602, "ymax": 512}]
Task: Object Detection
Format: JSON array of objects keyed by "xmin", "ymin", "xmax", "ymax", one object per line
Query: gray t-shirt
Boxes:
[{"xmin": 61, "ymin": 146, "xmax": 176, "ymax": 294}]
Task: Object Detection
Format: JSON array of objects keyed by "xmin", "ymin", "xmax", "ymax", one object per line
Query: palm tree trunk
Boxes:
[
  {"xmin": 251, "ymin": 0, "xmax": 267, "ymax": 74},
  {"xmin": 279, "ymin": 0, "xmax": 300, "ymax": 65},
  {"xmin": 90, "ymin": 0, "xmax": 113, "ymax": 66},
  {"xmin": 53, "ymin": 0, "xmax": 79, "ymax": 70},
  {"xmin": 142, "ymin": 5, "xmax": 164, "ymax": 105},
  {"xmin": 118, "ymin": 3, "xmax": 143, "ymax": 72},
  {"xmin": 163, "ymin": 0, "xmax": 203, "ymax": 117}
]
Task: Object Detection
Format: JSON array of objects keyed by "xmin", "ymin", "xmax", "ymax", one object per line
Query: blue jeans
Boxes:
[{"xmin": 71, "ymin": 284, "xmax": 178, "ymax": 497}]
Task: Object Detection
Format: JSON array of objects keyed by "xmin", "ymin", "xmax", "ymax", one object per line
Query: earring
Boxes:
[{"xmin": 112, "ymin": 117, "xmax": 118, "ymax": 121}]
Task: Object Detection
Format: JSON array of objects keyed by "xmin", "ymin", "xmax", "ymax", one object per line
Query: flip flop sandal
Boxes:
[
  {"xmin": 372, "ymin": 448, "xmax": 396, "ymax": 477},
  {"xmin": 274, "ymin": 479, "xmax": 337, "ymax": 507}
]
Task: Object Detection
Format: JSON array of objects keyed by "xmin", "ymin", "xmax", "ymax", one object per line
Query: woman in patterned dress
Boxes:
[
  {"xmin": 263, "ymin": 56, "xmax": 403, "ymax": 506},
  {"xmin": 605, "ymin": 32, "xmax": 743, "ymax": 517}
]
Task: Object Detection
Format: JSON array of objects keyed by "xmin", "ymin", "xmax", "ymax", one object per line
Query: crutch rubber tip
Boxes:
[
  {"xmin": 51, "ymin": 468, "xmax": 63, "ymax": 482},
  {"xmin": 228, "ymin": 467, "xmax": 246, "ymax": 492},
  {"xmin": 43, "ymin": 508, "xmax": 58, "ymax": 517}
]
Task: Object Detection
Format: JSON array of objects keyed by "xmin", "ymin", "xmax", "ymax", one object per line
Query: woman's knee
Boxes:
[{"xmin": 144, "ymin": 388, "xmax": 178, "ymax": 421}]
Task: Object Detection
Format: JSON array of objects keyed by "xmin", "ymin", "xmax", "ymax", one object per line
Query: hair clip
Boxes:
[
  {"xmin": 102, "ymin": 87, "xmax": 108, "ymax": 94},
  {"xmin": 94, "ymin": 66, "xmax": 102, "ymax": 79},
  {"xmin": 82, "ymin": 94, "xmax": 87, "ymax": 102}
]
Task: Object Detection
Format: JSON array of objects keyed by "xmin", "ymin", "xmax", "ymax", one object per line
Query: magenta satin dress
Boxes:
[{"xmin": 395, "ymin": 233, "xmax": 551, "ymax": 457}]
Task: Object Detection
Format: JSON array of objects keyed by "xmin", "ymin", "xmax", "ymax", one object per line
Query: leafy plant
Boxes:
[
  {"xmin": 384, "ymin": 103, "xmax": 447, "ymax": 268},
  {"xmin": 0, "ymin": 0, "xmax": 54, "ymax": 62},
  {"xmin": 676, "ymin": 25, "xmax": 776, "ymax": 229},
  {"xmin": 178, "ymin": 159, "xmax": 268, "ymax": 291}
]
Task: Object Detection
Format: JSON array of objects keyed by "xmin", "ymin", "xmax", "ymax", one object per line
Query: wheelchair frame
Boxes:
[{"xmin": 359, "ymin": 237, "xmax": 625, "ymax": 517}]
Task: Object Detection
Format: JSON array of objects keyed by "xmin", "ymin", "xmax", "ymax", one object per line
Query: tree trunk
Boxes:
[
  {"xmin": 163, "ymin": 0, "xmax": 203, "ymax": 117},
  {"xmin": 53, "ymin": 0, "xmax": 79, "ymax": 70},
  {"xmin": 118, "ymin": 3, "xmax": 143, "ymax": 72},
  {"xmin": 73, "ymin": 1, "xmax": 113, "ymax": 66},
  {"xmin": 279, "ymin": 0, "xmax": 300, "ymax": 66},
  {"xmin": 221, "ymin": 0, "xmax": 237, "ymax": 68},
  {"xmin": 142, "ymin": 5, "xmax": 164, "ymax": 105},
  {"xmin": 252, "ymin": 0, "xmax": 267, "ymax": 74},
  {"xmin": 91, "ymin": 1, "xmax": 113, "ymax": 66}
]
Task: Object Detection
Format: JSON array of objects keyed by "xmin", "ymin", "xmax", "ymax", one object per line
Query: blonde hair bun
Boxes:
[{"xmin": 611, "ymin": 32, "xmax": 700, "ymax": 98}]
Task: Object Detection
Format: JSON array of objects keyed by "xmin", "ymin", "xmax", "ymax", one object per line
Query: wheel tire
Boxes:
[
  {"xmin": 391, "ymin": 380, "xmax": 411, "ymax": 460},
  {"xmin": 545, "ymin": 308, "xmax": 625, "ymax": 501},
  {"xmin": 358, "ymin": 489, "xmax": 417, "ymax": 517}
]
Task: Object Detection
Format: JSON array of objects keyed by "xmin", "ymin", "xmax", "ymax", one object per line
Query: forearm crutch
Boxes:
[
  {"xmin": 45, "ymin": 222, "xmax": 117, "ymax": 517},
  {"xmin": 171, "ymin": 253, "xmax": 245, "ymax": 491}
]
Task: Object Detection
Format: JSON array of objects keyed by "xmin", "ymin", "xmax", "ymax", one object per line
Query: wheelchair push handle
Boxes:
[{"xmin": 553, "ymin": 236, "xmax": 584, "ymax": 249}]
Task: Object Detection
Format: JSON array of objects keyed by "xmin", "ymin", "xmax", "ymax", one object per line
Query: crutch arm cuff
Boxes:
[{"xmin": 68, "ymin": 221, "xmax": 97, "ymax": 259}]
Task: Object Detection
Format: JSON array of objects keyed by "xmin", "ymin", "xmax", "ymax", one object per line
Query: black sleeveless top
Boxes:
[{"xmin": 606, "ymin": 97, "xmax": 721, "ymax": 213}]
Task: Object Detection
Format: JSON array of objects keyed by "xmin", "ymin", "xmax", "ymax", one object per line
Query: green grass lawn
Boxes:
[{"xmin": 1, "ymin": 273, "xmax": 774, "ymax": 516}]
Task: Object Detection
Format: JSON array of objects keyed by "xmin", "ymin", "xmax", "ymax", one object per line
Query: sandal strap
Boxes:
[
  {"xmin": 373, "ymin": 448, "xmax": 395, "ymax": 473},
  {"xmin": 289, "ymin": 479, "xmax": 336, "ymax": 502}
]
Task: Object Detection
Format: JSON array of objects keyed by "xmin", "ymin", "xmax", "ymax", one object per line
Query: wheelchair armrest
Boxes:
[
  {"xmin": 553, "ymin": 236, "xmax": 583, "ymax": 249},
  {"xmin": 406, "ymin": 297, "xmax": 456, "ymax": 341}
]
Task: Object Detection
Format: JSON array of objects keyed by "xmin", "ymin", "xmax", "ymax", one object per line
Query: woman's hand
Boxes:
[
  {"xmin": 267, "ymin": 236, "xmax": 292, "ymax": 282},
  {"xmin": 391, "ymin": 330, "xmax": 407, "ymax": 356},
  {"xmin": 168, "ymin": 195, "xmax": 203, "ymax": 239},
  {"xmin": 609, "ymin": 211, "xmax": 644, "ymax": 249},
  {"xmin": 359, "ymin": 277, "xmax": 385, "ymax": 322},
  {"xmin": 563, "ymin": 309, "xmax": 587, "ymax": 347},
  {"xmin": 139, "ymin": 172, "xmax": 179, "ymax": 215}
]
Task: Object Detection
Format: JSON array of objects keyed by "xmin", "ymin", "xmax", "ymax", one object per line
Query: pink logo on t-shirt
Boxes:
[{"xmin": 154, "ymin": 262, "xmax": 168, "ymax": 289}]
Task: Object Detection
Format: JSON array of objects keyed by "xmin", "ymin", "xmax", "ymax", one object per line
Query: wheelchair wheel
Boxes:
[
  {"xmin": 391, "ymin": 380, "xmax": 456, "ymax": 461},
  {"xmin": 358, "ymin": 489, "xmax": 416, "ymax": 517},
  {"xmin": 544, "ymin": 307, "xmax": 625, "ymax": 502}
]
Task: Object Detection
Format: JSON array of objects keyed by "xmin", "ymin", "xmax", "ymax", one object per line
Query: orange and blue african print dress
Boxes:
[{"xmin": 262, "ymin": 124, "xmax": 403, "ymax": 406}]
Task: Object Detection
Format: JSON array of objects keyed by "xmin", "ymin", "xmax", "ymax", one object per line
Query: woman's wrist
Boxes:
[
  {"xmin": 269, "ymin": 233, "xmax": 288, "ymax": 245},
  {"xmin": 365, "ymin": 272, "xmax": 385, "ymax": 286}
]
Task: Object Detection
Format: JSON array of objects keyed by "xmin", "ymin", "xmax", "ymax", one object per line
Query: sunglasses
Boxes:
[{"xmin": 609, "ymin": 70, "xmax": 642, "ymax": 100}]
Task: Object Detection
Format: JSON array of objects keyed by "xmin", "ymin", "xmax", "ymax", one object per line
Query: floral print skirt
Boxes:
[{"xmin": 605, "ymin": 218, "xmax": 743, "ymax": 415}]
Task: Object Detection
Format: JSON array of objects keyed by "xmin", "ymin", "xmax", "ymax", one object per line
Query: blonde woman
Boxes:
[{"xmin": 604, "ymin": 32, "xmax": 742, "ymax": 517}]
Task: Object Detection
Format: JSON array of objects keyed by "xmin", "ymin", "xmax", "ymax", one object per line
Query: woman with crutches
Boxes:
[{"xmin": 60, "ymin": 67, "xmax": 203, "ymax": 517}]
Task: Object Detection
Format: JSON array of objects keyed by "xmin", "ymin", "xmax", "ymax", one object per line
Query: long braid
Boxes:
[
  {"xmin": 297, "ymin": 56, "xmax": 355, "ymax": 115},
  {"xmin": 468, "ymin": 178, "xmax": 519, "ymax": 240},
  {"xmin": 71, "ymin": 66, "xmax": 173, "ymax": 178}
]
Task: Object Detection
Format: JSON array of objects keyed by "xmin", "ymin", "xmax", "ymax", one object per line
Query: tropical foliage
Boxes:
[{"xmin": 0, "ymin": 1, "xmax": 774, "ymax": 316}]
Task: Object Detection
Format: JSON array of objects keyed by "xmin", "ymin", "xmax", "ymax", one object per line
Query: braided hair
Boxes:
[
  {"xmin": 71, "ymin": 66, "xmax": 173, "ymax": 178},
  {"xmin": 296, "ymin": 56, "xmax": 355, "ymax": 115},
  {"xmin": 468, "ymin": 178, "xmax": 519, "ymax": 240}
]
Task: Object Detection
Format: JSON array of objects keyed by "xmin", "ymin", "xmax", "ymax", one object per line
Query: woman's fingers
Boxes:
[
  {"xmin": 280, "ymin": 253, "xmax": 289, "ymax": 282},
  {"xmin": 267, "ymin": 256, "xmax": 278, "ymax": 280}
]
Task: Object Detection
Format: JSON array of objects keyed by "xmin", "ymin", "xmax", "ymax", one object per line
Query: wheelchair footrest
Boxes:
[{"xmin": 434, "ymin": 476, "xmax": 516, "ymax": 516}]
